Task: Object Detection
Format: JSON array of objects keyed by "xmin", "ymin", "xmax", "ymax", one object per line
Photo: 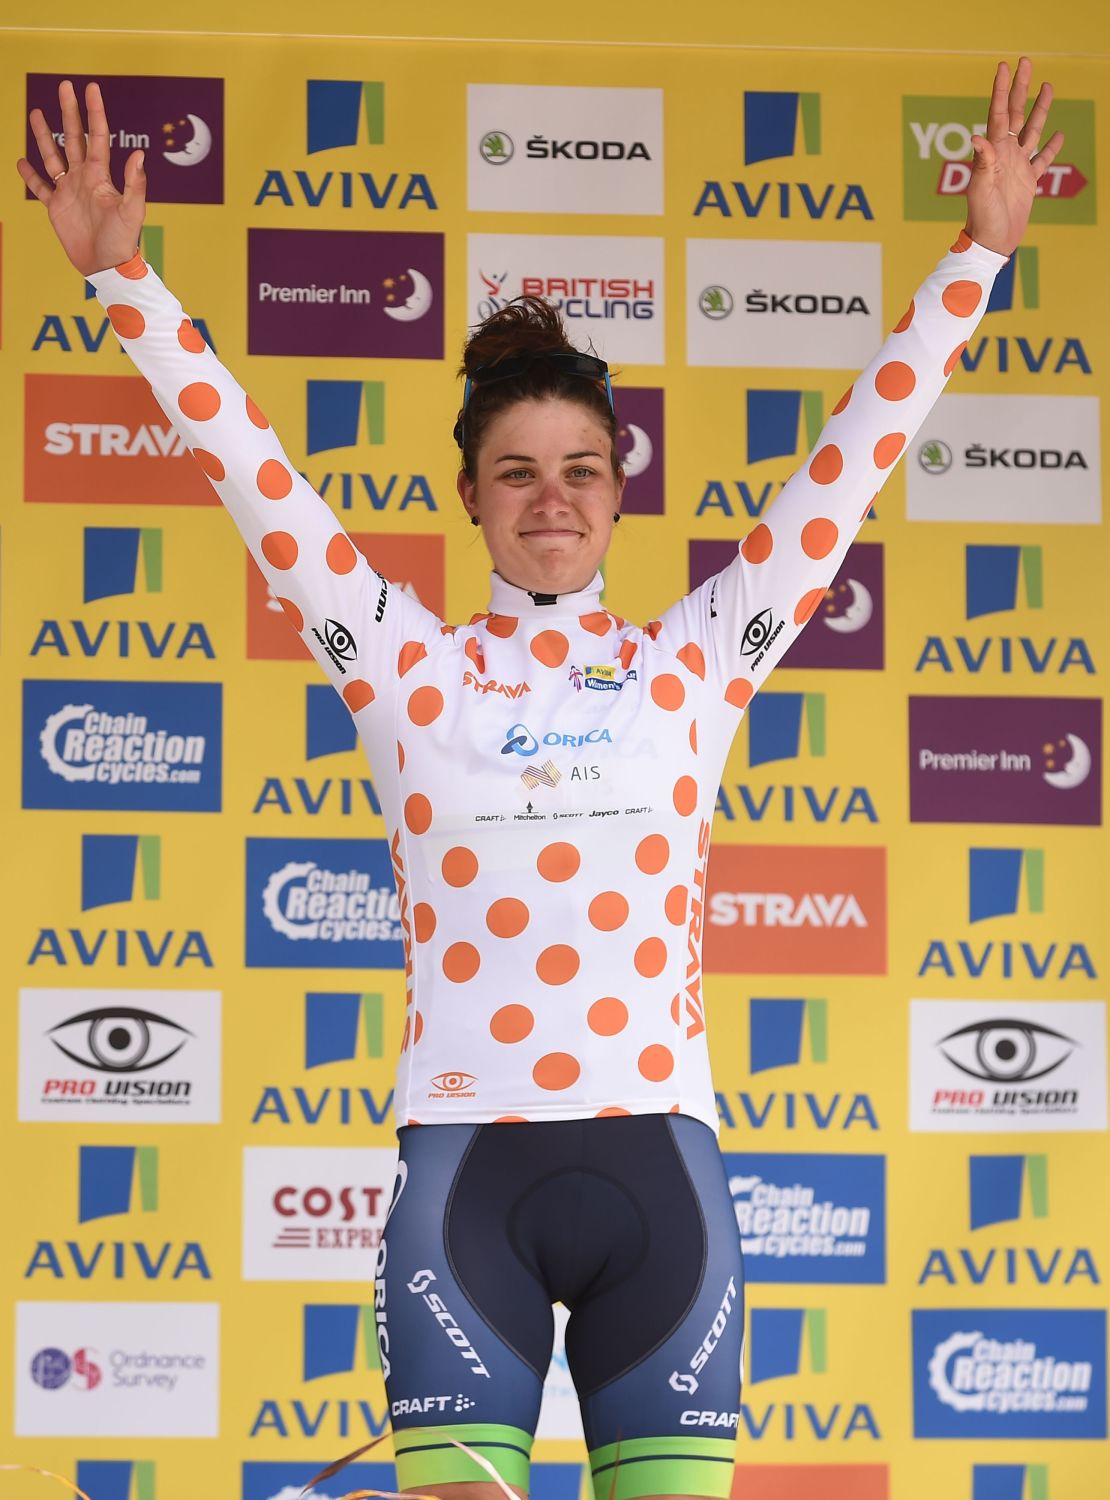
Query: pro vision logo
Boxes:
[
  {"xmin": 303, "ymin": 1302, "xmax": 380, "ymax": 1378},
  {"xmin": 973, "ymin": 1465, "xmax": 1050, "ymax": 1500},
  {"xmin": 81, "ymin": 834, "xmax": 160, "ymax": 911},
  {"xmin": 969, "ymin": 847, "xmax": 1044, "ymax": 924},
  {"xmin": 84, "ymin": 527, "xmax": 163, "ymax": 602},
  {"xmin": 76, "ymin": 1462, "xmax": 156, "ymax": 1500},
  {"xmin": 307, "ymin": 80, "xmax": 386, "ymax": 151},
  {"xmin": 307, "ymin": 379, "xmax": 385, "ymax": 452}
]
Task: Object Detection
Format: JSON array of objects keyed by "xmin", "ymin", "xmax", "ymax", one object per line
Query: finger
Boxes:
[
  {"xmin": 16, "ymin": 156, "xmax": 54, "ymax": 205},
  {"xmin": 1032, "ymin": 129, "xmax": 1066, "ymax": 179},
  {"xmin": 85, "ymin": 81, "xmax": 111, "ymax": 170},
  {"xmin": 1007, "ymin": 55, "xmax": 1033, "ymax": 135},
  {"xmin": 28, "ymin": 105, "xmax": 67, "ymax": 180},
  {"xmin": 970, "ymin": 134, "xmax": 997, "ymax": 173},
  {"xmin": 59, "ymin": 78, "xmax": 88, "ymax": 166},
  {"xmin": 120, "ymin": 148, "xmax": 148, "ymax": 221},
  {"xmin": 1020, "ymin": 81, "xmax": 1053, "ymax": 156},
  {"xmin": 987, "ymin": 60, "xmax": 1011, "ymax": 142}
]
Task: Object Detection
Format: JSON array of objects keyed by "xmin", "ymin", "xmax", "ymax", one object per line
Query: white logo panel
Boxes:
[
  {"xmin": 19, "ymin": 988, "xmax": 221, "ymax": 1123},
  {"xmin": 15, "ymin": 1301, "xmax": 219, "ymax": 1437},
  {"xmin": 907, "ymin": 395, "xmax": 1102, "ymax": 523},
  {"xmin": 468, "ymin": 84, "xmax": 663, "ymax": 215},
  {"xmin": 686, "ymin": 239, "xmax": 884, "ymax": 369},
  {"xmin": 242, "ymin": 1146, "xmax": 397, "ymax": 1282}
]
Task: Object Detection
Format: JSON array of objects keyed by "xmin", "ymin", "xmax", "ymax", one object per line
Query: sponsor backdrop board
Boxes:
[{"xmin": 1, "ymin": 17, "xmax": 1107, "ymax": 1500}]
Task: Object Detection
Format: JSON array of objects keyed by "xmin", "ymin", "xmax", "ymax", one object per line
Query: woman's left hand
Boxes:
[{"xmin": 965, "ymin": 56, "xmax": 1064, "ymax": 257}]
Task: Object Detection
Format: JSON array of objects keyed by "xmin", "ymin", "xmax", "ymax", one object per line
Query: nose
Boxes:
[{"xmin": 530, "ymin": 473, "xmax": 574, "ymax": 516}]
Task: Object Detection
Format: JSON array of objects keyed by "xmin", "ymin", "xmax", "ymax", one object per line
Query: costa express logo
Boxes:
[
  {"xmin": 75, "ymin": 1463, "xmax": 156, "ymax": 1500},
  {"xmin": 918, "ymin": 1154, "xmax": 1098, "ymax": 1291},
  {"xmin": 252, "ymin": 685, "xmax": 383, "ymax": 819},
  {"xmin": 253, "ymin": 78, "xmax": 436, "ymax": 213},
  {"xmin": 247, "ymin": 229, "xmax": 443, "ymax": 360},
  {"xmin": 696, "ymin": 90, "xmax": 874, "ymax": 222},
  {"xmin": 251, "ymin": 990, "xmax": 393, "ymax": 1129},
  {"xmin": 249, "ymin": 1303, "xmax": 387, "ymax": 1440},
  {"xmin": 903, "ymin": 96, "xmax": 1095, "ymax": 224},
  {"xmin": 246, "ymin": 837, "xmax": 403, "ymax": 969},
  {"xmin": 743, "ymin": 1307, "xmax": 879, "ymax": 1441},
  {"xmin": 30, "ymin": 526, "xmax": 216, "ymax": 664},
  {"xmin": 25, "ymin": 1144, "xmax": 210, "ymax": 1282},
  {"xmin": 24, "ymin": 374, "xmax": 220, "ymax": 505},
  {"xmin": 704, "ymin": 845, "xmax": 886, "ymax": 975}
]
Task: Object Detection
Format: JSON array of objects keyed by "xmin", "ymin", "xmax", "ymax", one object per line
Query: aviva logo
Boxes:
[
  {"xmin": 973, "ymin": 1465, "xmax": 1049, "ymax": 1500},
  {"xmin": 747, "ymin": 389, "xmax": 824, "ymax": 464},
  {"xmin": 969, "ymin": 847, "xmax": 1044, "ymax": 924},
  {"xmin": 303, "ymin": 1302, "xmax": 380, "ymax": 1379},
  {"xmin": 76, "ymin": 1463, "xmax": 156, "ymax": 1500},
  {"xmin": 308, "ymin": 80, "xmax": 385, "ymax": 152},
  {"xmin": 747, "ymin": 692, "xmax": 827, "ymax": 768},
  {"xmin": 307, "ymin": 683, "xmax": 360, "ymax": 760},
  {"xmin": 750, "ymin": 1306, "xmax": 827, "ymax": 1383},
  {"xmin": 307, "ymin": 379, "xmax": 386, "ymax": 454},
  {"xmin": 970, "ymin": 1154, "xmax": 1049, "ymax": 1230},
  {"xmin": 966, "ymin": 545, "xmax": 1043, "ymax": 620},
  {"xmin": 81, "ymin": 834, "xmax": 161, "ymax": 912},
  {"xmin": 84, "ymin": 527, "xmax": 164, "ymax": 604},
  {"xmin": 744, "ymin": 91, "xmax": 821, "ymax": 165},
  {"xmin": 986, "ymin": 247, "xmax": 1039, "ymax": 313},
  {"xmin": 749, "ymin": 997, "xmax": 828, "ymax": 1074},
  {"xmin": 306, "ymin": 991, "xmax": 385, "ymax": 1067},
  {"xmin": 79, "ymin": 1145, "xmax": 159, "ymax": 1224}
]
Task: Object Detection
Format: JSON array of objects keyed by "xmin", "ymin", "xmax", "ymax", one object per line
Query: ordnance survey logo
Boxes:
[{"xmin": 245, "ymin": 838, "xmax": 403, "ymax": 969}]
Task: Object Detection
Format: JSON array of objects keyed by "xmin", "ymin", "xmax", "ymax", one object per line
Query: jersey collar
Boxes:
[{"xmin": 487, "ymin": 570, "xmax": 604, "ymax": 618}]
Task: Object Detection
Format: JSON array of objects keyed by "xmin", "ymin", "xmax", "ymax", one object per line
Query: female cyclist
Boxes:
[{"xmin": 20, "ymin": 59, "xmax": 1060, "ymax": 1500}]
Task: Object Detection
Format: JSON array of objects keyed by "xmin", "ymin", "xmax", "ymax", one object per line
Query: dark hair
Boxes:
[{"xmin": 456, "ymin": 296, "xmax": 619, "ymax": 480}]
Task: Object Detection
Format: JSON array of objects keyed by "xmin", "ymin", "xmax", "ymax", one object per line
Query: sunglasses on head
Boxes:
[{"xmin": 453, "ymin": 349, "xmax": 614, "ymax": 448}]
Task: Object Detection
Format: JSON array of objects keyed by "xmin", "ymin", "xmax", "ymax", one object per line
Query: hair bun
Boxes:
[{"xmin": 459, "ymin": 294, "xmax": 576, "ymax": 378}]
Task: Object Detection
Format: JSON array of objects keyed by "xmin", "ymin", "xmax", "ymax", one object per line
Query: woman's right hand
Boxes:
[{"xmin": 17, "ymin": 79, "xmax": 147, "ymax": 277}]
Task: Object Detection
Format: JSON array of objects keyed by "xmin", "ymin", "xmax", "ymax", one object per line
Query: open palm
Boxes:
[{"xmin": 965, "ymin": 57, "xmax": 1064, "ymax": 256}]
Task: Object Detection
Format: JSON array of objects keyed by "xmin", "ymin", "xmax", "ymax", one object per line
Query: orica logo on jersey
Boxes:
[
  {"xmin": 246, "ymin": 839, "xmax": 403, "ymax": 969},
  {"xmin": 501, "ymin": 722, "xmax": 614, "ymax": 756}
]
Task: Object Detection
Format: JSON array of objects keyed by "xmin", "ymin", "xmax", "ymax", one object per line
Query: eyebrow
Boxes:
[{"xmin": 494, "ymin": 451, "xmax": 604, "ymax": 464}]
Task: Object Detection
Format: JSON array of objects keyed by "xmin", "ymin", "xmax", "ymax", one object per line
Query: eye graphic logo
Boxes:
[
  {"xmin": 969, "ymin": 1154, "xmax": 1049, "ymax": 1231},
  {"xmin": 84, "ymin": 527, "xmax": 164, "ymax": 604},
  {"xmin": 749, "ymin": 997, "xmax": 828, "ymax": 1074},
  {"xmin": 747, "ymin": 691, "xmax": 827, "ymax": 768},
  {"xmin": 50, "ymin": 1006, "xmax": 191, "ymax": 1074},
  {"xmin": 966, "ymin": 545, "xmax": 1043, "ymax": 620},
  {"xmin": 324, "ymin": 620, "xmax": 357, "ymax": 661},
  {"xmin": 746, "ymin": 388, "xmax": 824, "ymax": 465},
  {"xmin": 307, "ymin": 79, "xmax": 385, "ymax": 152},
  {"xmin": 81, "ymin": 834, "xmax": 161, "ymax": 912},
  {"xmin": 699, "ymin": 285, "xmax": 733, "ymax": 319},
  {"xmin": 969, "ymin": 847, "xmax": 1044, "ymax": 924},
  {"xmin": 740, "ymin": 608, "xmax": 776, "ymax": 657},
  {"xmin": 303, "ymin": 1302, "xmax": 380, "ymax": 1380},
  {"xmin": 502, "ymin": 724, "xmax": 539, "ymax": 757},
  {"xmin": 429, "ymin": 1072, "xmax": 477, "ymax": 1094},
  {"xmin": 973, "ymin": 1463, "xmax": 1050, "ymax": 1500},
  {"xmin": 480, "ymin": 131, "xmax": 514, "ymax": 164},
  {"xmin": 75, "ymin": 1461, "xmax": 156, "ymax": 1500},
  {"xmin": 939, "ymin": 1019, "xmax": 1077, "ymax": 1084},
  {"xmin": 307, "ymin": 380, "xmax": 386, "ymax": 453},
  {"xmin": 78, "ymin": 1144, "xmax": 159, "ymax": 1224},
  {"xmin": 305, "ymin": 992, "xmax": 385, "ymax": 1067},
  {"xmin": 743, "ymin": 91, "xmax": 821, "ymax": 166},
  {"xmin": 749, "ymin": 1306, "xmax": 827, "ymax": 1383}
]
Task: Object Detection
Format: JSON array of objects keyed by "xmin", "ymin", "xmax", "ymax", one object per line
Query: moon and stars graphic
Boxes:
[
  {"xmin": 617, "ymin": 422, "xmax": 654, "ymax": 478},
  {"xmin": 822, "ymin": 577, "xmax": 874, "ymax": 634},
  {"xmin": 162, "ymin": 114, "xmax": 213, "ymax": 167},
  {"xmin": 1042, "ymin": 733, "xmax": 1092, "ymax": 790},
  {"xmin": 382, "ymin": 269, "xmax": 435, "ymax": 322}
]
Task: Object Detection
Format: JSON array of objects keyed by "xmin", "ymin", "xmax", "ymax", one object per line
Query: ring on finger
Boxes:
[{"xmin": 52, "ymin": 170, "xmax": 67, "ymax": 182}]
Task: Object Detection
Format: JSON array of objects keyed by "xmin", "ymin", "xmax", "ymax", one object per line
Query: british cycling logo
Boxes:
[{"xmin": 23, "ymin": 680, "xmax": 221, "ymax": 813}]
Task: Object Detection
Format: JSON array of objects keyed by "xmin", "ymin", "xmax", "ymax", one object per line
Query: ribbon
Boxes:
[{"xmin": 0, "ymin": 1466, "xmax": 93, "ymax": 1500}]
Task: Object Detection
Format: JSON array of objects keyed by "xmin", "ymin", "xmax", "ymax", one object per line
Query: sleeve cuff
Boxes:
[
  {"xmin": 87, "ymin": 252, "xmax": 149, "ymax": 291},
  {"xmin": 950, "ymin": 228, "xmax": 1010, "ymax": 271}
]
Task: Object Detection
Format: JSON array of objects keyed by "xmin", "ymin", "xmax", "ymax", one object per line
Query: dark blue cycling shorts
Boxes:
[{"xmin": 373, "ymin": 1112, "xmax": 745, "ymax": 1499}]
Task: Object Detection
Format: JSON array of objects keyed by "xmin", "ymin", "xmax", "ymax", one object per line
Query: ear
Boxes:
[
  {"xmin": 615, "ymin": 465, "xmax": 627, "ymax": 505},
  {"xmin": 456, "ymin": 467, "xmax": 476, "ymax": 520}
]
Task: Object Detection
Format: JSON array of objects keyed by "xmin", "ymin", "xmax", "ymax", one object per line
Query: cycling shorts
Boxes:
[{"xmin": 374, "ymin": 1112, "xmax": 745, "ymax": 1500}]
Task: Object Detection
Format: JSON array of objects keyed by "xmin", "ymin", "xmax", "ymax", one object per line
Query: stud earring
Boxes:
[
  {"xmin": 470, "ymin": 515, "xmax": 480, "ymax": 527},
  {"xmin": 612, "ymin": 512, "xmax": 621, "ymax": 523}
]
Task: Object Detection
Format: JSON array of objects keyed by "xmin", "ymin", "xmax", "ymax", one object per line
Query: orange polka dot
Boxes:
[
  {"xmin": 107, "ymin": 303, "xmax": 145, "ymax": 339},
  {"xmin": 177, "ymin": 318, "xmax": 206, "ymax": 353},
  {"xmin": 404, "ymin": 793, "xmax": 432, "ymax": 835},
  {"xmin": 636, "ymin": 834, "xmax": 669, "ymax": 875},
  {"xmin": 261, "ymin": 531, "xmax": 297, "ymax": 570},
  {"xmin": 597, "ymin": 1106, "xmax": 631, "ymax": 1117},
  {"xmin": 116, "ymin": 255, "xmax": 148, "ymax": 279},
  {"xmin": 951, "ymin": 228, "xmax": 973, "ymax": 253},
  {"xmin": 579, "ymin": 611, "xmax": 611, "ymax": 636},
  {"xmin": 464, "ymin": 637, "xmax": 486, "ymax": 673},
  {"xmin": 651, "ymin": 674, "xmax": 685, "ymax": 711},
  {"xmin": 179, "ymin": 382, "xmax": 220, "ymax": 421},
  {"xmin": 874, "ymin": 432, "xmax": 905, "ymax": 469},
  {"xmin": 495, "ymin": 1115, "xmax": 527, "ymax": 1124},
  {"xmin": 942, "ymin": 280, "xmax": 983, "ymax": 318},
  {"xmin": 725, "ymin": 678, "xmax": 754, "ymax": 710},
  {"xmin": 670, "ymin": 994, "xmax": 681, "ymax": 1024},
  {"xmin": 325, "ymin": 531, "xmax": 355, "ymax": 570},
  {"xmin": 536, "ymin": 945, "xmax": 580, "ymax": 985},
  {"xmin": 665, "ymin": 884, "xmax": 688, "ymax": 925},
  {"xmin": 258, "ymin": 459, "xmax": 293, "ymax": 500},
  {"xmin": 588, "ymin": 997, "xmax": 628, "ymax": 1036},
  {"xmin": 635, "ymin": 937, "xmax": 668, "ymax": 978},
  {"xmin": 413, "ymin": 903, "xmax": 436, "ymax": 943},
  {"xmin": 537, "ymin": 843, "xmax": 580, "ymax": 882},
  {"xmin": 276, "ymin": 597, "xmax": 303, "ymax": 632},
  {"xmin": 192, "ymin": 448, "xmax": 224, "ymax": 481},
  {"xmin": 689, "ymin": 719, "xmax": 698, "ymax": 752},
  {"xmin": 246, "ymin": 395, "xmax": 269, "ymax": 429},
  {"xmin": 589, "ymin": 892, "xmax": 629, "ymax": 931},
  {"xmin": 741, "ymin": 524, "xmax": 773, "ymax": 564},
  {"xmin": 407, "ymin": 685, "xmax": 443, "ymax": 726},
  {"xmin": 619, "ymin": 638, "xmax": 638, "ymax": 671},
  {"xmin": 875, "ymin": 361, "xmax": 916, "ymax": 401},
  {"xmin": 487, "ymin": 898, "xmax": 530, "ymax": 938},
  {"xmin": 809, "ymin": 445, "xmax": 843, "ymax": 485},
  {"xmin": 490, "ymin": 1004, "xmax": 534, "ymax": 1043},
  {"xmin": 442, "ymin": 942, "xmax": 480, "ymax": 983},
  {"xmin": 486, "ymin": 614, "xmax": 517, "ymax": 638},
  {"xmin": 677, "ymin": 642, "xmax": 705, "ymax": 679},
  {"xmin": 893, "ymin": 300, "xmax": 915, "ymax": 333},
  {"xmin": 673, "ymin": 776, "xmax": 697, "ymax": 817},
  {"xmin": 397, "ymin": 742, "xmax": 406, "ymax": 772},
  {"xmin": 530, "ymin": 629, "xmax": 569, "ymax": 667},
  {"xmin": 832, "ymin": 385, "xmax": 853, "ymax": 415},
  {"xmin": 638, "ymin": 1044, "xmax": 674, "ymax": 1082},
  {"xmin": 399, "ymin": 640, "xmax": 429, "ymax": 677},
  {"xmin": 533, "ymin": 1053, "xmax": 580, "ymax": 1092},
  {"xmin": 413, "ymin": 1012, "xmax": 424, "ymax": 1045},
  {"xmin": 794, "ymin": 588, "xmax": 826, "ymax": 626},
  {"xmin": 343, "ymin": 678, "xmax": 374, "ymax": 712},
  {"xmin": 442, "ymin": 847, "xmax": 479, "ymax": 888},
  {"xmin": 801, "ymin": 517, "xmax": 839, "ymax": 560},
  {"xmin": 644, "ymin": 619, "xmax": 663, "ymax": 640},
  {"xmin": 944, "ymin": 342, "xmax": 968, "ymax": 376}
]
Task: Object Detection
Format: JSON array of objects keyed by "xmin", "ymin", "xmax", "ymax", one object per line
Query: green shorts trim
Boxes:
[
  {"xmin": 588, "ymin": 1434, "xmax": 738, "ymax": 1500},
  {"xmin": 393, "ymin": 1421, "xmax": 533, "ymax": 1493}
]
